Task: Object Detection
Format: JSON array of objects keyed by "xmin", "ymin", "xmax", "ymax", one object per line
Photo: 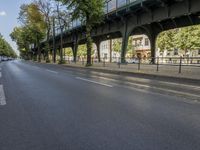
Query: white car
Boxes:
[{"xmin": 127, "ymin": 58, "xmax": 139, "ymax": 64}]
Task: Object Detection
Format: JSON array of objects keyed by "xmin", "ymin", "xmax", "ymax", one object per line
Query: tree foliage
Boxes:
[
  {"xmin": 57, "ymin": 0, "xmax": 105, "ymax": 66},
  {"xmin": 157, "ymin": 29, "xmax": 176, "ymax": 52},
  {"xmin": 0, "ymin": 34, "xmax": 17, "ymax": 58},
  {"xmin": 15, "ymin": 2, "xmax": 46, "ymax": 61},
  {"xmin": 157, "ymin": 25, "xmax": 200, "ymax": 54},
  {"xmin": 10, "ymin": 27, "xmax": 34, "ymax": 59},
  {"xmin": 35, "ymin": 0, "xmax": 53, "ymax": 62}
]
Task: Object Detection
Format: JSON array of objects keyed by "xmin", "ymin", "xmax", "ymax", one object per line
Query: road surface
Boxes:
[{"xmin": 0, "ymin": 60, "xmax": 200, "ymax": 150}]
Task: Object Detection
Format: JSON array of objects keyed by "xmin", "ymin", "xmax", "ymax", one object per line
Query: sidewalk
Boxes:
[
  {"xmin": 37, "ymin": 59, "xmax": 200, "ymax": 84},
  {"xmin": 60, "ymin": 61, "xmax": 200, "ymax": 81}
]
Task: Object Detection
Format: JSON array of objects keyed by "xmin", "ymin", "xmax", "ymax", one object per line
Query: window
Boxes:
[
  {"xmin": 133, "ymin": 40, "xmax": 136, "ymax": 46},
  {"xmin": 138, "ymin": 40, "xmax": 142, "ymax": 46},
  {"xmin": 174, "ymin": 49, "xmax": 178, "ymax": 55},
  {"xmin": 145, "ymin": 38, "xmax": 149, "ymax": 46},
  {"xmin": 104, "ymin": 53, "xmax": 108, "ymax": 59}
]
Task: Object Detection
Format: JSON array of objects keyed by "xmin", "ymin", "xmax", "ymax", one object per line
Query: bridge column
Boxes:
[
  {"xmin": 150, "ymin": 35, "xmax": 156, "ymax": 62},
  {"xmin": 94, "ymin": 40, "xmax": 101, "ymax": 62},
  {"xmin": 72, "ymin": 42, "xmax": 78, "ymax": 62},
  {"xmin": 143, "ymin": 24, "xmax": 161, "ymax": 64},
  {"xmin": 120, "ymin": 17, "xmax": 130, "ymax": 63},
  {"xmin": 147, "ymin": 30, "xmax": 160, "ymax": 64},
  {"xmin": 121, "ymin": 34, "xmax": 129, "ymax": 63}
]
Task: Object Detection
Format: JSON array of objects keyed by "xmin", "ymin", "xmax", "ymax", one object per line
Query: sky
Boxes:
[{"xmin": 0, "ymin": 0, "xmax": 32, "ymax": 55}]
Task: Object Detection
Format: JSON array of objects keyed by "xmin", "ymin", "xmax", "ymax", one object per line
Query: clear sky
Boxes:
[{"xmin": 0, "ymin": 0, "xmax": 32, "ymax": 55}]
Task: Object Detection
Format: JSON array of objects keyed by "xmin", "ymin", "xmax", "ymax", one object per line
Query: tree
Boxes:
[
  {"xmin": 10, "ymin": 27, "xmax": 34, "ymax": 59},
  {"xmin": 77, "ymin": 44, "xmax": 95, "ymax": 58},
  {"xmin": 57, "ymin": 0, "xmax": 105, "ymax": 66},
  {"xmin": 113, "ymin": 39, "xmax": 122, "ymax": 53},
  {"xmin": 0, "ymin": 34, "xmax": 17, "ymax": 58},
  {"xmin": 175, "ymin": 26, "xmax": 200, "ymax": 55},
  {"xmin": 18, "ymin": 3, "xmax": 46, "ymax": 62},
  {"xmin": 65, "ymin": 48, "xmax": 73, "ymax": 57},
  {"xmin": 126, "ymin": 37, "xmax": 135, "ymax": 58},
  {"xmin": 156, "ymin": 25, "xmax": 200, "ymax": 56},
  {"xmin": 35, "ymin": 0, "xmax": 53, "ymax": 62},
  {"xmin": 156, "ymin": 29, "xmax": 176, "ymax": 52},
  {"xmin": 54, "ymin": 1, "xmax": 71, "ymax": 64},
  {"xmin": 77, "ymin": 45, "xmax": 87, "ymax": 57}
]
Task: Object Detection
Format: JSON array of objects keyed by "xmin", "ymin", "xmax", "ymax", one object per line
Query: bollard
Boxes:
[
  {"xmin": 138, "ymin": 58, "xmax": 141, "ymax": 70},
  {"xmin": 103, "ymin": 58, "xmax": 106, "ymax": 67},
  {"xmin": 179, "ymin": 56, "xmax": 182, "ymax": 74},
  {"xmin": 156, "ymin": 57, "xmax": 159, "ymax": 72}
]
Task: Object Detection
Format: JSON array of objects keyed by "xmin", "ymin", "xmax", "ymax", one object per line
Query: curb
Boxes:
[
  {"xmin": 60, "ymin": 64, "xmax": 200, "ymax": 86},
  {"xmin": 29, "ymin": 61, "xmax": 200, "ymax": 86}
]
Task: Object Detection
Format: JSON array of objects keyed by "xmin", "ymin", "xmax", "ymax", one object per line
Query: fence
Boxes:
[{"xmin": 64, "ymin": 56, "xmax": 200, "ymax": 74}]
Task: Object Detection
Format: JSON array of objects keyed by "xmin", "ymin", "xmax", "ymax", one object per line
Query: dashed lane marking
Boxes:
[
  {"xmin": 0, "ymin": 85, "xmax": 6, "ymax": 106},
  {"xmin": 46, "ymin": 69, "xmax": 58, "ymax": 74},
  {"xmin": 76, "ymin": 77, "xmax": 113, "ymax": 88}
]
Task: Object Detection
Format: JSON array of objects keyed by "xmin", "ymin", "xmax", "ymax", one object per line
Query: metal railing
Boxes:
[
  {"xmin": 63, "ymin": 56, "xmax": 200, "ymax": 74},
  {"xmin": 54, "ymin": 0, "xmax": 144, "ymax": 35}
]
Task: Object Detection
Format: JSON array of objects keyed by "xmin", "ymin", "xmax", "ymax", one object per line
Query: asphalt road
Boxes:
[{"xmin": 0, "ymin": 60, "xmax": 200, "ymax": 150}]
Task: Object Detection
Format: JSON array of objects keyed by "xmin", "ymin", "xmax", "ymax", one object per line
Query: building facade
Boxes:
[{"xmin": 131, "ymin": 35, "xmax": 151, "ymax": 59}]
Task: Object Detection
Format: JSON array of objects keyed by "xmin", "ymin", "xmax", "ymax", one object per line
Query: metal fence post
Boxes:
[
  {"xmin": 157, "ymin": 57, "xmax": 159, "ymax": 72},
  {"xmin": 179, "ymin": 56, "xmax": 182, "ymax": 74},
  {"xmin": 138, "ymin": 58, "xmax": 141, "ymax": 70},
  {"xmin": 103, "ymin": 57, "xmax": 106, "ymax": 67}
]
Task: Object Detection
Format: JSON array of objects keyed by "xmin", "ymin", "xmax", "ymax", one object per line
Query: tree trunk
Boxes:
[
  {"xmin": 96, "ymin": 42, "xmax": 101, "ymax": 62},
  {"xmin": 59, "ymin": 28, "xmax": 64, "ymax": 63},
  {"xmin": 37, "ymin": 35, "xmax": 41, "ymax": 62},
  {"xmin": 86, "ymin": 25, "xmax": 92, "ymax": 66},
  {"xmin": 46, "ymin": 28, "xmax": 50, "ymax": 62}
]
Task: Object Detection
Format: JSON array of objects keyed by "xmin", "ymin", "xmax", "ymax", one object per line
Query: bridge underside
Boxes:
[{"xmin": 45, "ymin": 0, "xmax": 200, "ymax": 62}]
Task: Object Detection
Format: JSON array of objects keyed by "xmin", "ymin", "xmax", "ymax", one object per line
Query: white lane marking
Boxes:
[
  {"xmin": 159, "ymin": 81, "xmax": 200, "ymax": 90},
  {"xmin": 0, "ymin": 85, "xmax": 6, "ymax": 105},
  {"xmin": 76, "ymin": 77, "xmax": 113, "ymax": 88},
  {"xmin": 90, "ymin": 75, "xmax": 150, "ymax": 88},
  {"xmin": 0, "ymin": 72, "xmax": 2, "ymax": 78},
  {"xmin": 46, "ymin": 69, "xmax": 58, "ymax": 74},
  {"xmin": 90, "ymin": 74, "xmax": 200, "ymax": 91},
  {"xmin": 89, "ymin": 75, "xmax": 200, "ymax": 98}
]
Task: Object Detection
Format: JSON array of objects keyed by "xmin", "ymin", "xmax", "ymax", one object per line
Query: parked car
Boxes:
[
  {"xmin": 1, "ymin": 57, "xmax": 8, "ymax": 61},
  {"xmin": 126, "ymin": 58, "xmax": 139, "ymax": 64}
]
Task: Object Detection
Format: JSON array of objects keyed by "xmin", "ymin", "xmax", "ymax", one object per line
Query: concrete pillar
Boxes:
[
  {"xmin": 149, "ymin": 33, "xmax": 157, "ymax": 64},
  {"xmin": 142, "ymin": 24, "xmax": 161, "ymax": 64},
  {"xmin": 72, "ymin": 42, "xmax": 78, "ymax": 62},
  {"xmin": 71, "ymin": 33, "xmax": 79, "ymax": 62},
  {"xmin": 121, "ymin": 34, "xmax": 129, "ymax": 63},
  {"xmin": 150, "ymin": 36, "xmax": 156, "ymax": 57},
  {"xmin": 121, "ymin": 18, "xmax": 130, "ymax": 63},
  {"xmin": 95, "ymin": 40, "xmax": 101, "ymax": 62}
]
